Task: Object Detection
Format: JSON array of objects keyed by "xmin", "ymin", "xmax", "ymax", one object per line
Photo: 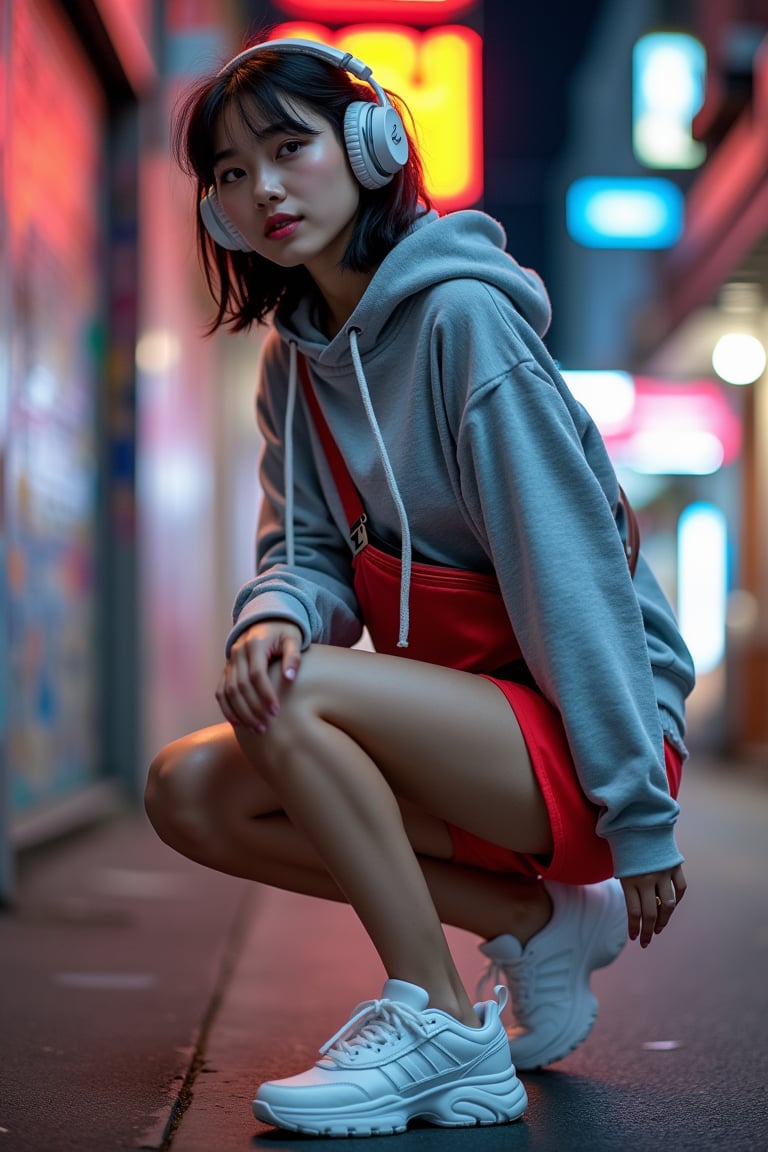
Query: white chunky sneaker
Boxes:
[
  {"xmin": 252, "ymin": 979, "xmax": 528, "ymax": 1137},
  {"xmin": 478, "ymin": 879, "xmax": 627, "ymax": 1070}
]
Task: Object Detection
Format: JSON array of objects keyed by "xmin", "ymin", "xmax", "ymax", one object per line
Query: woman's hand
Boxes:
[
  {"xmin": 620, "ymin": 864, "xmax": 687, "ymax": 948},
  {"xmin": 216, "ymin": 619, "xmax": 303, "ymax": 732}
]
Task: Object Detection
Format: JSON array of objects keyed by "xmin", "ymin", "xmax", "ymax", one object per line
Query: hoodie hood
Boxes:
[{"xmin": 274, "ymin": 210, "xmax": 552, "ymax": 361}]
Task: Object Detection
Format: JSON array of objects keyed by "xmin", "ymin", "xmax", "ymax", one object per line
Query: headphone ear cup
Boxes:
[
  {"xmin": 343, "ymin": 101, "xmax": 409, "ymax": 190},
  {"xmin": 199, "ymin": 188, "xmax": 253, "ymax": 251}
]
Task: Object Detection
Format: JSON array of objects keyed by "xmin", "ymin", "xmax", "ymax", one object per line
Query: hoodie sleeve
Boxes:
[
  {"xmin": 446, "ymin": 293, "xmax": 694, "ymax": 877},
  {"xmin": 225, "ymin": 340, "xmax": 363, "ymax": 657}
]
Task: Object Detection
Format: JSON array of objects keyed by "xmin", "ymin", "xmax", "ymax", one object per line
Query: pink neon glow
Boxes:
[
  {"xmin": 603, "ymin": 378, "xmax": 742, "ymax": 466},
  {"xmin": 273, "ymin": 1, "xmax": 478, "ymax": 21}
]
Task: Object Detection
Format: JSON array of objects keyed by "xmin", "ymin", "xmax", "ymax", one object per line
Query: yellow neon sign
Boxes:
[{"xmin": 273, "ymin": 22, "xmax": 483, "ymax": 210}]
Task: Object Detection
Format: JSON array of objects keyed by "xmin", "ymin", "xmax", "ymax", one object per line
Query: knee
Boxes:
[
  {"xmin": 244, "ymin": 680, "xmax": 327, "ymax": 783},
  {"xmin": 144, "ymin": 737, "xmax": 213, "ymax": 854},
  {"xmin": 237, "ymin": 664, "xmax": 323, "ymax": 762}
]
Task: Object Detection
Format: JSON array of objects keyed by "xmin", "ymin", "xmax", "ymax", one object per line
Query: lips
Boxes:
[{"xmin": 264, "ymin": 214, "xmax": 302, "ymax": 239}]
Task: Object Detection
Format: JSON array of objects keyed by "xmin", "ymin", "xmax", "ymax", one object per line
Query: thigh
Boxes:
[
  {"xmin": 150, "ymin": 721, "xmax": 458, "ymax": 862},
  {"xmin": 272, "ymin": 645, "xmax": 552, "ymax": 855}
]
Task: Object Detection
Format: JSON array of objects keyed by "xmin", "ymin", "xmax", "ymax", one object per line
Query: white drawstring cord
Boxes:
[
  {"xmin": 348, "ymin": 327, "xmax": 411, "ymax": 648},
  {"xmin": 284, "ymin": 340, "xmax": 297, "ymax": 566}
]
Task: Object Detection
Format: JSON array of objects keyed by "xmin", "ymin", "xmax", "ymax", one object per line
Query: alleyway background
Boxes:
[
  {"xmin": 2, "ymin": 6, "xmax": 768, "ymax": 1150},
  {"xmin": 1, "ymin": 752, "xmax": 766, "ymax": 1152}
]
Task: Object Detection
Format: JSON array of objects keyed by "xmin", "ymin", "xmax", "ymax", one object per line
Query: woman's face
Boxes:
[{"xmin": 212, "ymin": 97, "xmax": 361, "ymax": 278}]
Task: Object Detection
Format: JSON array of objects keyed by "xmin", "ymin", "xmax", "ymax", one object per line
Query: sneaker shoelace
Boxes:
[
  {"xmin": 477, "ymin": 958, "xmax": 535, "ymax": 1026},
  {"xmin": 319, "ymin": 998, "xmax": 432, "ymax": 1061}
]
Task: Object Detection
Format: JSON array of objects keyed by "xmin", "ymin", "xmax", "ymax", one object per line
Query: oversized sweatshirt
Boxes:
[{"xmin": 227, "ymin": 208, "xmax": 696, "ymax": 879}]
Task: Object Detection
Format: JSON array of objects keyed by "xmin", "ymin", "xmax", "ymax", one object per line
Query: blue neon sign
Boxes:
[
  {"xmin": 566, "ymin": 176, "xmax": 685, "ymax": 248},
  {"xmin": 633, "ymin": 33, "xmax": 706, "ymax": 169}
]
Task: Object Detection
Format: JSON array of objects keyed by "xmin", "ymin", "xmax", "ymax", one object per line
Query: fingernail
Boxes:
[
  {"xmin": 253, "ymin": 722, "xmax": 267, "ymax": 735},
  {"xmin": 284, "ymin": 667, "xmax": 296, "ymax": 681},
  {"xmin": 269, "ymin": 703, "xmax": 280, "ymax": 717}
]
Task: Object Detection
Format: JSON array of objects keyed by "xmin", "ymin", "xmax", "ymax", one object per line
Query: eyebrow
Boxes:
[{"xmin": 212, "ymin": 145, "xmax": 240, "ymax": 165}]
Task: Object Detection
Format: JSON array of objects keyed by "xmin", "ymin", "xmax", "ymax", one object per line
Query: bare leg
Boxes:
[
  {"xmin": 146, "ymin": 646, "xmax": 553, "ymax": 1026},
  {"xmin": 146, "ymin": 728, "xmax": 551, "ymax": 936}
]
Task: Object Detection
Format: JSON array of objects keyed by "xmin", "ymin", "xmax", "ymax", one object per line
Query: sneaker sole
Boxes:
[
  {"xmin": 253, "ymin": 1071, "xmax": 528, "ymax": 1137},
  {"xmin": 509, "ymin": 880, "xmax": 627, "ymax": 1070}
]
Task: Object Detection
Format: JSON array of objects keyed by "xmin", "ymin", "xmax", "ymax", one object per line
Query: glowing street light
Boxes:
[{"xmin": 711, "ymin": 333, "xmax": 767, "ymax": 386}]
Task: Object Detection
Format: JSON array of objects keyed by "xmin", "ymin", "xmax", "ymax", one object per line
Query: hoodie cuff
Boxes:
[
  {"xmin": 608, "ymin": 824, "xmax": 684, "ymax": 879},
  {"xmin": 225, "ymin": 592, "xmax": 312, "ymax": 658}
]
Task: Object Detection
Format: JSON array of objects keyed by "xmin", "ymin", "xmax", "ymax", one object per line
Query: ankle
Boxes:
[
  {"xmin": 421, "ymin": 977, "xmax": 480, "ymax": 1029},
  {"xmin": 486, "ymin": 880, "xmax": 553, "ymax": 948},
  {"xmin": 430, "ymin": 994, "xmax": 481, "ymax": 1028}
]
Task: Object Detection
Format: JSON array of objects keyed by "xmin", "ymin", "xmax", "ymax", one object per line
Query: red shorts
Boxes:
[{"xmin": 446, "ymin": 678, "xmax": 684, "ymax": 885}]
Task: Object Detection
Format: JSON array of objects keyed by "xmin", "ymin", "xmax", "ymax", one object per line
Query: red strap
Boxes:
[
  {"xmin": 618, "ymin": 486, "xmax": 640, "ymax": 576},
  {"xmin": 298, "ymin": 356, "xmax": 367, "ymax": 543}
]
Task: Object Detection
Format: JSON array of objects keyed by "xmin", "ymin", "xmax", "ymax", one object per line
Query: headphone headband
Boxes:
[
  {"xmin": 221, "ymin": 39, "xmax": 372, "ymax": 84},
  {"xmin": 219, "ymin": 39, "xmax": 390, "ymax": 109}
]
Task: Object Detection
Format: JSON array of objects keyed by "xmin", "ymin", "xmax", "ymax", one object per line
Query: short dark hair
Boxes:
[{"xmin": 173, "ymin": 39, "xmax": 431, "ymax": 333}]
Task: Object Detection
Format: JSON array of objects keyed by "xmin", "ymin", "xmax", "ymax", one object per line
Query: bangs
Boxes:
[
  {"xmin": 184, "ymin": 73, "xmax": 321, "ymax": 185},
  {"xmin": 224, "ymin": 76, "xmax": 321, "ymax": 144}
]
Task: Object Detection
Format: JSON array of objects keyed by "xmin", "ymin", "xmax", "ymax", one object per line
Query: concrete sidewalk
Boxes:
[
  {"xmin": 0, "ymin": 812, "xmax": 252, "ymax": 1152},
  {"xmin": 1, "ymin": 757, "xmax": 767, "ymax": 1151}
]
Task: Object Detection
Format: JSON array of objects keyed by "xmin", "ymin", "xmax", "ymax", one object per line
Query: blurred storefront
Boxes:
[
  {"xmin": 0, "ymin": 0, "xmax": 158, "ymax": 900},
  {"xmin": 0, "ymin": 0, "xmax": 265, "ymax": 903},
  {"xmin": 551, "ymin": 0, "xmax": 768, "ymax": 765}
]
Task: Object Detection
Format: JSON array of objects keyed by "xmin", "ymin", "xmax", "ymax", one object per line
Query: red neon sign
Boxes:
[
  {"xmin": 274, "ymin": 1, "xmax": 478, "ymax": 21},
  {"xmin": 271, "ymin": 22, "xmax": 483, "ymax": 210}
]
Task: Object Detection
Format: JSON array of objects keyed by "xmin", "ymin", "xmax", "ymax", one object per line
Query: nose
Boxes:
[{"xmin": 252, "ymin": 164, "xmax": 284, "ymax": 208}]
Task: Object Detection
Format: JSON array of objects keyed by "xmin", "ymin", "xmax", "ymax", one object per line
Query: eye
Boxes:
[
  {"xmin": 277, "ymin": 139, "xmax": 306, "ymax": 159},
  {"xmin": 217, "ymin": 166, "xmax": 245, "ymax": 186}
]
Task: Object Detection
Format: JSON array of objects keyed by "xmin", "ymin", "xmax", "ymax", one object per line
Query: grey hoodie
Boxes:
[{"xmin": 228, "ymin": 209, "xmax": 695, "ymax": 878}]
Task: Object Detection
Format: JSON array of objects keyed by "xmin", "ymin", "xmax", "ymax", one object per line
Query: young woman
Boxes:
[{"xmin": 144, "ymin": 35, "xmax": 695, "ymax": 1138}]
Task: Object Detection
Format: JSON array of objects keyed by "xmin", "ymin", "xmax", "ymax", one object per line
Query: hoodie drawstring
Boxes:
[
  {"xmin": 347, "ymin": 328, "xmax": 412, "ymax": 648},
  {"xmin": 283, "ymin": 341, "xmax": 298, "ymax": 567},
  {"xmin": 285, "ymin": 334, "xmax": 412, "ymax": 649}
]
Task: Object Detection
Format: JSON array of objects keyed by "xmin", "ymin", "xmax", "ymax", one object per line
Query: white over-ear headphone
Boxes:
[{"xmin": 199, "ymin": 38, "xmax": 410, "ymax": 252}]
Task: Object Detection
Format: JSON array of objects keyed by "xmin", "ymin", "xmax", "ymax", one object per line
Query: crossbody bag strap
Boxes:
[
  {"xmin": 618, "ymin": 486, "xmax": 640, "ymax": 576},
  {"xmin": 298, "ymin": 356, "xmax": 369, "ymax": 554}
]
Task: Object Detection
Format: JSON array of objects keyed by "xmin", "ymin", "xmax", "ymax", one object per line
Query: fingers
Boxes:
[
  {"xmin": 652, "ymin": 864, "xmax": 686, "ymax": 937},
  {"xmin": 281, "ymin": 632, "xmax": 302, "ymax": 683},
  {"xmin": 670, "ymin": 863, "xmax": 687, "ymax": 904},
  {"xmin": 621, "ymin": 865, "xmax": 687, "ymax": 948},
  {"xmin": 215, "ymin": 620, "xmax": 303, "ymax": 731},
  {"xmin": 621, "ymin": 882, "xmax": 648, "ymax": 947}
]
